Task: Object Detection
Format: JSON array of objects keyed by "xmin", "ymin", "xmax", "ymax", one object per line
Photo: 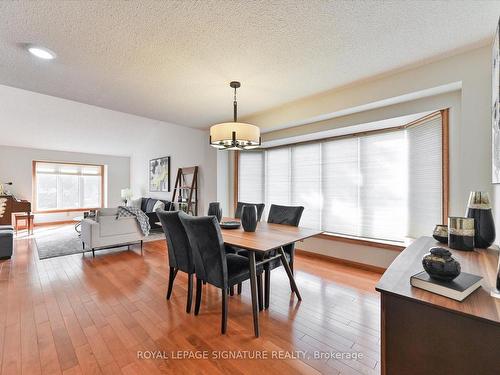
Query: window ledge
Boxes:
[{"xmin": 314, "ymin": 232, "xmax": 412, "ymax": 252}]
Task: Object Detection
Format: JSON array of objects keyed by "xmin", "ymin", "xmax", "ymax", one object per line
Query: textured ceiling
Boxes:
[{"xmin": 0, "ymin": 1, "xmax": 499, "ymax": 129}]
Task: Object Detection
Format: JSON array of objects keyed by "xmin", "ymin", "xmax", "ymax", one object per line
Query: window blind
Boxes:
[
  {"xmin": 238, "ymin": 113, "xmax": 443, "ymax": 242},
  {"xmin": 238, "ymin": 151, "xmax": 264, "ymax": 204}
]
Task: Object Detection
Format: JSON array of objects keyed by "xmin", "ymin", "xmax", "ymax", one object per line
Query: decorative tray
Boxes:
[{"xmin": 220, "ymin": 221, "xmax": 241, "ymax": 229}]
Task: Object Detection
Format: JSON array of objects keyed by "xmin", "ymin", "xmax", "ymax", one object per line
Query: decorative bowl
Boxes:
[
  {"xmin": 220, "ymin": 221, "xmax": 241, "ymax": 229},
  {"xmin": 432, "ymin": 224, "xmax": 449, "ymax": 244}
]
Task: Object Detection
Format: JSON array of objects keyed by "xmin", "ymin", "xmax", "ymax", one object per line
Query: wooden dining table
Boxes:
[{"xmin": 220, "ymin": 218, "xmax": 322, "ymax": 337}]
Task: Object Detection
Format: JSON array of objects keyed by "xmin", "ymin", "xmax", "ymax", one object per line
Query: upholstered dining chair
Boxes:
[
  {"xmin": 179, "ymin": 212, "xmax": 263, "ymax": 334},
  {"xmin": 157, "ymin": 210, "xmax": 195, "ymax": 313},
  {"xmin": 234, "ymin": 201, "xmax": 265, "ymax": 221},
  {"xmin": 237, "ymin": 204, "xmax": 304, "ymax": 309}
]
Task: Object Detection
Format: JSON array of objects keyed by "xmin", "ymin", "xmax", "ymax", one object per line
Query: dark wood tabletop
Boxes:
[
  {"xmin": 220, "ymin": 218, "xmax": 322, "ymax": 252},
  {"xmin": 376, "ymin": 236, "xmax": 500, "ymax": 326}
]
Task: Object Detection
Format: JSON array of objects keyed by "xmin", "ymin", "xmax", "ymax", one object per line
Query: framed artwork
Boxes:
[
  {"xmin": 492, "ymin": 19, "xmax": 500, "ymax": 183},
  {"xmin": 149, "ymin": 156, "xmax": 170, "ymax": 192}
]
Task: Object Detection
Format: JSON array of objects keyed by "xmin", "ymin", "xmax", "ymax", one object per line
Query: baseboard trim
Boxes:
[{"xmin": 296, "ymin": 249, "xmax": 386, "ymax": 274}]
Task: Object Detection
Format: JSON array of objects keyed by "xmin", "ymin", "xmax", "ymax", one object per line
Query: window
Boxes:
[
  {"xmin": 238, "ymin": 112, "xmax": 446, "ymax": 242},
  {"xmin": 33, "ymin": 161, "xmax": 104, "ymax": 212}
]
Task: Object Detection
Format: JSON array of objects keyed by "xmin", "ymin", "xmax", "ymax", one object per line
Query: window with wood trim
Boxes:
[
  {"xmin": 238, "ymin": 110, "xmax": 448, "ymax": 243},
  {"xmin": 33, "ymin": 161, "xmax": 104, "ymax": 212}
]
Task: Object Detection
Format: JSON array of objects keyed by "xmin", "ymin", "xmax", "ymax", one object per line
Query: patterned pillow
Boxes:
[{"xmin": 153, "ymin": 200, "xmax": 165, "ymax": 212}]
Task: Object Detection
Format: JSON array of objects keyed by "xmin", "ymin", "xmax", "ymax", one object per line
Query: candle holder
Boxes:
[{"xmin": 448, "ymin": 217, "xmax": 475, "ymax": 251}]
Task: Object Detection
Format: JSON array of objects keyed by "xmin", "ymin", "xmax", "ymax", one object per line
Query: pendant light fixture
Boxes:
[{"xmin": 209, "ymin": 81, "xmax": 261, "ymax": 150}]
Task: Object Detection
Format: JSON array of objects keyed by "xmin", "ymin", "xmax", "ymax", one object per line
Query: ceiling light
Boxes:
[
  {"xmin": 27, "ymin": 46, "xmax": 56, "ymax": 60},
  {"xmin": 209, "ymin": 81, "xmax": 261, "ymax": 150}
]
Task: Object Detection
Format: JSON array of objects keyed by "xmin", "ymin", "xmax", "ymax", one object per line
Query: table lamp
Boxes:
[{"xmin": 121, "ymin": 188, "xmax": 133, "ymax": 205}]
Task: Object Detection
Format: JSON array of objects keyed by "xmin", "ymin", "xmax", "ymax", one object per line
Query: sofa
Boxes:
[
  {"xmin": 81, "ymin": 208, "xmax": 145, "ymax": 257},
  {"xmin": 0, "ymin": 225, "xmax": 14, "ymax": 260},
  {"xmin": 137, "ymin": 197, "xmax": 173, "ymax": 229}
]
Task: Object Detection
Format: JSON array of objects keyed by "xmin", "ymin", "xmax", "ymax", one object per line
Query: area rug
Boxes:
[{"xmin": 34, "ymin": 224, "xmax": 165, "ymax": 260}]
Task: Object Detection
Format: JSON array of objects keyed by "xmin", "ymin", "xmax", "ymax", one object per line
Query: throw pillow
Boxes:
[
  {"xmin": 129, "ymin": 198, "xmax": 142, "ymax": 208},
  {"xmin": 153, "ymin": 200, "xmax": 165, "ymax": 212}
]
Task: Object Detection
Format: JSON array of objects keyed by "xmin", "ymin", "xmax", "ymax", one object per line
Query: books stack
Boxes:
[{"xmin": 410, "ymin": 271, "xmax": 482, "ymax": 302}]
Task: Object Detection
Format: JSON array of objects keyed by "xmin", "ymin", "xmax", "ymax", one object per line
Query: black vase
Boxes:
[
  {"xmin": 207, "ymin": 202, "xmax": 222, "ymax": 223},
  {"xmin": 241, "ymin": 205, "xmax": 257, "ymax": 232},
  {"xmin": 466, "ymin": 191, "xmax": 496, "ymax": 249},
  {"xmin": 422, "ymin": 247, "xmax": 461, "ymax": 281}
]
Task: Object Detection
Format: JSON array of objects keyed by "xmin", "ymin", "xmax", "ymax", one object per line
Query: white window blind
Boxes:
[
  {"xmin": 238, "ymin": 113, "xmax": 443, "ymax": 242},
  {"xmin": 238, "ymin": 152, "xmax": 264, "ymax": 204},
  {"xmin": 34, "ymin": 162, "xmax": 103, "ymax": 211},
  {"xmin": 407, "ymin": 116, "xmax": 442, "ymax": 238}
]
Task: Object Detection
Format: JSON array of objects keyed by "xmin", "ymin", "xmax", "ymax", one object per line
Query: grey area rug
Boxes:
[{"xmin": 34, "ymin": 225, "xmax": 165, "ymax": 260}]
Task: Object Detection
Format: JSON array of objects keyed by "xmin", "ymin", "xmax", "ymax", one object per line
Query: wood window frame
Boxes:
[
  {"xmin": 32, "ymin": 160, "xmax": 105, "ymax": 213},
  {"xmin": 234, "ymin": 109, "xmax": 450, "ymax": 247}
]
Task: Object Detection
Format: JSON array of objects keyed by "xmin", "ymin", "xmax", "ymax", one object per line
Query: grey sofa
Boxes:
[{"xmin": 0, "ymin": 225, "xmax": 14, "ymax": 260}]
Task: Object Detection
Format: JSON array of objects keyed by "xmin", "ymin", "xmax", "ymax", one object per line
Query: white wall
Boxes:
[
  {"xmin": 0, "ymin": 84, "xmax": 218, "ymax": 219},
  {"xmin": 228, "ymin": 45, "xmax": 493, "ymax": 269},
  {"xmin": 0, "ymin": 145, "xmax": 129, "ymax": 223}
]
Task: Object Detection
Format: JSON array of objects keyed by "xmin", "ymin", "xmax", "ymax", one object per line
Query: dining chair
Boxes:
[
  {"xmin": 234, "ymin": 202, "xmax": 265, "ymax": 221},
  {"xmin": 179, "ymin": 212, "xmax": 263, "ymax": 334},
  {"xmin": 157, "ymin": 210, "xmax": 196, "ymax": 313},
  {"xmin": 237, "ymin": 204, "xmax": 304, "ymax": 309}
]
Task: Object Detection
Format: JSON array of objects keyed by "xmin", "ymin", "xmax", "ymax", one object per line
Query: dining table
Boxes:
[{"xmin": 220, "ymin": 217, "xmax": 322, "ymax": 337}]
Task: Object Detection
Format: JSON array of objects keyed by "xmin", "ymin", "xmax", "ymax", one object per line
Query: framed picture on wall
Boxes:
[
  {"xmin": 492, "ymin": 18, "xmax": 500, "ymax": 183},
  {"xmin": 149, "ymin": 156, "xmax": 170, "ymax": 192}
]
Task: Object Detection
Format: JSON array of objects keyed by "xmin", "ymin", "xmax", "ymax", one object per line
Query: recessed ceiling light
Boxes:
[{"xmin": 27, "ymin": 45, "xmax": 56, "ymax": 60}]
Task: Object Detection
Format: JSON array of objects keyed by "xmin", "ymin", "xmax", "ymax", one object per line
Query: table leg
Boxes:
[
  {"xmin": 278, "ymin": 247, "xmax": 302, "ymax": 301},
  {"xmin": 248, "ymin": 251, "xmax": 260, "ymax": 337}
]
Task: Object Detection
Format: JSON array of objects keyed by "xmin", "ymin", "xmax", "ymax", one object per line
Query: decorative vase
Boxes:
[
  {"xmin": 432, "ymin": 224, "xmax": 448, "ymax": 244},
  {"xmin": 448, "ymin": 217, "xmax": 475, "ymax": 251},
  {"xmin": 208, "ymin": 202, "xmax": 222, "ymax": 222},
  {"xmin": 241, "ymin": 205, "xmax": 257, "ymax": 232},
  {"xmin": 422, "ymin": 247, "xmax": 461, "ymax": 281},
  {"xmin": 466, "ymin": 191, "xmax": 496, "ymax": 248}
]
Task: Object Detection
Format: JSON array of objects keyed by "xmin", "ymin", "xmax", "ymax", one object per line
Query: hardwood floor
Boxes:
[{"xmin": 0, "ymin": 229, "xmax": 381, "ymax": 375}]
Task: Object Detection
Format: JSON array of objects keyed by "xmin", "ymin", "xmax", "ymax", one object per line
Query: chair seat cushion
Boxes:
[{"xmin": 226, "ymin": 253, "xmax": 263, "ymax": 287}]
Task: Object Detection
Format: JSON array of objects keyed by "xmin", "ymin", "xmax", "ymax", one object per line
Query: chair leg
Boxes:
[
  {"xmin": 257, "ymin": 274, "xmax": 263, "ymax": 311},
  {"xmin": 203, "ymin": 280, "xmax": 207, "ymax": 285},
  {"xmin": 229, "ymin": 286, "xmax": 234, "ymax": 296},
  {"xmin": 237, "ymin": 283, "xmax": 242, "ymax": 295},
  {"xmin": 166, "ymin": 267, "xmax": 178, "ymax": 300},
  {"xmin": 221, "ymin": 288, "xmax": 228, "ymax": 334},
  {"xmin": 92, "ymin": 249, "xmax": 95, "ymax": 258},
  {"xmin": 140, "ymin": 240, "xmax": 143, "ymax": 255},
  {"xmin": 195, "ymin": 277, "xmax": 202, "ymax": 316},
  {"xmin": 264, "ymin": 268, "xmax": 270, "ymax": 309},
  {"xmin": 186, "ymin": 273, "xmax": 193, "ymax": 313}
]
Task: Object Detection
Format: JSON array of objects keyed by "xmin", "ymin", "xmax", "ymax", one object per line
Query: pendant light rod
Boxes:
[{"xmin": 230, "ymin": 81, "xmax": 240, "ymax": 122}]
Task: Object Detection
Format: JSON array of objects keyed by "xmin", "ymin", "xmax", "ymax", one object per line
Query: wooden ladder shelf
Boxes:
[{"xmin": 171, "ymin": 166, "xmax": 198, "ymax": 215}]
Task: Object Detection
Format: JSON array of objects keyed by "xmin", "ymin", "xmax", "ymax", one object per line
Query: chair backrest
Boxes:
[
  {"xmin": 179, "ymin": 212, "xmax": 228, "ymax": 289},
  {"xmin": 267, "ymin": 204, "xmax": 304, "ymax": 226},
  {"xmin": 207, "ymin": 202, "xmax": 220, "ymax": 216},
  {"xmin": 267, "ymin": 204, "xmax": 304, "ymax": 258},
  {"xmin": 157, "ymin": 210, "xmax": 194, "ymax": 274},
  {"xmin": 235, "ymin": 202, "xmax": 265, "ymax": 221}
]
